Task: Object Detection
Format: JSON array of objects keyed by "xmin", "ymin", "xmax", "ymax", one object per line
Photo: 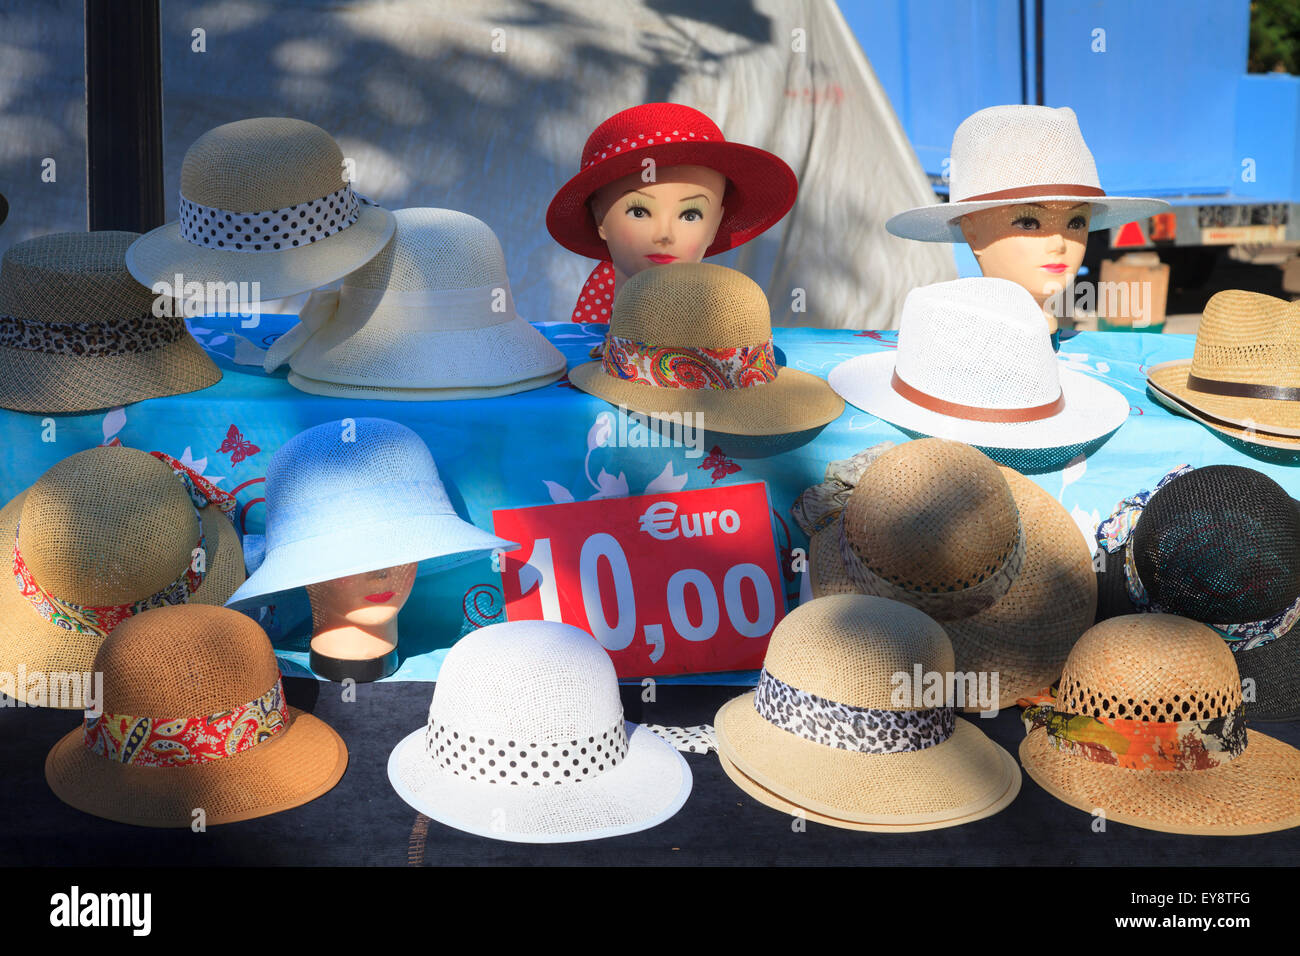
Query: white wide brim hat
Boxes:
[
  {"xmin": 225, "ymin": 512, "xmax": 514, "ymax": 611},
  {"xmin": 388, "ymin": 719, "xmax": 691, "ymax": 843},
  {"xmin": 829, "ymin": 351, "xmax": 1129, "ymax": 449},
  {"xmin": 887, "ymin": 195, "xmax": 1171, "ymax": 244}
]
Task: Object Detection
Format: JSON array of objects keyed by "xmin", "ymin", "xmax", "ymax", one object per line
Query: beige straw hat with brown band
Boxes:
[
  {"xmin": 1019, "ymin": 614, "xmax": 1300, "ymax": 836},
  {"xmin": 795, "ymin": 439, "xmax": 1096, "ymax": 710},
  {"xmin": 1147, "ymin": 290, "xmax": 1300, "ymax": 444},
  {"xmin": 568, "ymin": 262, "xmax": 844, "ymax": 436},
  {"xmin": 125, "ymin": 117, "xmax": 396, "ymax": 302},
  {"xmin": 0, "ymin": 446, "xmax": 245, "ymax": 709},
  {"xmin": 45, "ymin": 603, "xmax": 347, "ymax": 827},
  {"xmin": 0, "ymin": 231, "xmax": 220, "ymax": 413},
  {"xmin": 714, "ymin": 594, "xmax": 1021, "ymax": 832}
]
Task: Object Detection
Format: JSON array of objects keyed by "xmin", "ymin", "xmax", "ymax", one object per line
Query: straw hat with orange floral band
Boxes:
[
  {"xmin": 546, "ymin": 102, "xmax": 797, "ymax": 323},
  {"xmin": 46, "ymin": 603, "xmax": 347, "ymax": 827},
  {"xmin": 1019, "ymin": 613, "xmax": 1300, "ymax": 835},
  {"xmin": 0, "ymin": 446, "xmax": 245, "ymax": 709}
]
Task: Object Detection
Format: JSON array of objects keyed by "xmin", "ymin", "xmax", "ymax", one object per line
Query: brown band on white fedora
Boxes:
[
  {"xmin": 1186, "ymin": 372, "xmax": 1300, "ymax": 403},
  {"xmin": 891, "ymin": 370, "xmax": 1065, "ymax": 423},
  {"xmin": 959, "ymin": 184, "xmax": 1107, "ymax": 204}
]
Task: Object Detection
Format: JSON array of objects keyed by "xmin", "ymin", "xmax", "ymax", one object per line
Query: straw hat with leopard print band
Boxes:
[
  {"xmin": 1019, "ymin": 613, "xmax": 1300, "ymax": 836},
  {"xmin": 126, "ymin": 117, "xmax": 395, "ymax": 302},
  {"xmin": 46, "ymin": 603, "xmax": 347, "ymax": 827},
  {"xmin": 568, "ymin": 262, "xmax": 843, "ymax": 436},
  {"xmin": 1146, "ymin": 290, "xmax": 1300, "ymax": 447},
  {"xmin": 0, "ymin": 231, "xmax": 220, "ymax": 413},
  {"xmin": 0, "ymin": 446, "xmax": 245, "ymax": 709},
  {"xmin": 714, "ymin": 594, "xmax": 1021, "ymax": 832},
  {"xmin": 793, "ymin": 439, "xmax": 1096, "ymax": 710}
]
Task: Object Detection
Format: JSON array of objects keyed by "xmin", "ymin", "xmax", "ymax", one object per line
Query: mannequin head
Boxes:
[
  {"xmin": 305, "ymin": 562, "xmax": 417, "ymax": 661},
  {"xmin": 589, "ymin": 164, "xmax": 726, "ymax": 288},
  {"xmin": 958, "ymin": 201, "xmax": 1091, "ymax": 333}
]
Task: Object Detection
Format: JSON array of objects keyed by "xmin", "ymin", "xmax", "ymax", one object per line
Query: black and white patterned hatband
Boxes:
[{"xmin": 178, "ymin": 184, "xmax": 363, "ymax": 252}]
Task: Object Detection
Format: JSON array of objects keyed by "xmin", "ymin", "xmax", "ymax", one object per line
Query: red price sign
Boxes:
[{"xmin": 493, "ymin": 482, "xmax": 784, "ymax": 676}]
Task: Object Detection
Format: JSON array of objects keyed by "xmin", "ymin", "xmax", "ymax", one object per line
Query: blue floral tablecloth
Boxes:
[{"xmin": 1, "ymin": 317, "xmax": 1292, "ymax": 684}]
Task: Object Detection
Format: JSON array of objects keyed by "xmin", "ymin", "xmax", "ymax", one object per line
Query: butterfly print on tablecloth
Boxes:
[{"xmin": 218, "ymin": 423, "xmax": 260, "ymax": 464}]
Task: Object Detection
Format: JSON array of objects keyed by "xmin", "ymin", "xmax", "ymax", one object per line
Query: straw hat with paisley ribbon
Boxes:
[
  {"xmin": 0, "ymin": 446, "xmax": 245, "ymax": 709},
  {"xmin": 126, "ymin": 117, "xmax": 395, "ymax": 302},
  {"xmin": 792, "ymin": 439, "xmax": 1096, "ymax": 710},
  {"xmin": 0, "ymin": 231, "xmax": 220, "ymax": 413},
  {"xmin": 45, "ymin": 603, "xmax": 347, "ymax": 827},
  {"xmin": 1019, "ymin": 613, "xmax": 1300, "ymax": 835},
  {"xmin": 568, "ymin": 262, "xmax": 843, "ymax": 436},
  {"xmin": 1147, "ymin": 290, "xmax": 1300, "ymax": 449}
]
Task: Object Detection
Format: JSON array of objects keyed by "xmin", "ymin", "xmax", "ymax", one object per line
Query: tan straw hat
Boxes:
[
  {"xmin": 126, "ymin": 118, "xmax": 395, "ymax": 302},
  {"xmin": 1147, "ymin": 290, "xmax": 1300, "ymax": 447},
  {"xmin": 715, "ymin": 594, "xmax": 1021, "ymax": 831},
  {"xmin": 1019, "ymin": 613, "xmax": 1300, "ymax": 835},
  {"xmin": 0, "ymin": 231, "xmax": 220, "ymax": 412},
  {"xmin": 568, "ymin": 262, "xmax": 844, "ymax": 436},
  {"xmin": 794, "ymin": 439, "xmax": 1096, "ymax": 709},
  {"xmin": 262, "ymin": 208, "xmax": 565, "ymax": 399},
  {"xmin": 46, "ymin": 603, "xmax": 347, "ymax": 827},
  {"xmin": 0, "ymin": 446, "xmax": 245, "ymax": 709}
]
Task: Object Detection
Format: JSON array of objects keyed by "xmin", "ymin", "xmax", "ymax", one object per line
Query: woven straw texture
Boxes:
[
  {"xmin": 226, "ymin": 418, "xmax": 513, "ymax": 610},
  {"xmin": 1021, "ymin": 614, "xmax": 1300, "ymax": 835},
  {"xmin": 388, "ymin": 620, "xmax": 690, "ymax": 842},
  {"xmin": 1147, "ymin": 291, "xmax": 1300, "ymax": 433},
  {"xmin": 886, "ymin": 106, "xmax": 1170, "ymax": 243},
  {"xmin": 0, "ymin": 231, "xmax": 220, "ymax": 412},
  {"xmin": 569, "ymin": 262, "xmax": 843, "ymax": 435},
  {"xmin": 0, "ymin": 447, "xmax": 245, "ymax": 709},
  {"xmin": 125, "ymin": 118, "xmax": 395, "ymax": 301},
  {"xmin": 812, "ymin": 445, "xmax": 1096, "ymax": 709},
  {"xmin": 715, "ymin": 594, "xmax": 1020, "ymax": 828},
  {"xmin": 280, "ymin": 208, "xmax": 565, "ymax": 396},
  {"xmin": 45, "ymin": 604, "xmax": 347, "ymax": 827},
  {"xmin": 829, "ymin": 278, "xmax": 1130, "ymax": 450},
  {"xmin": 1094, "ymin": 465, "xmax": 1300, "ymax": 721},
  {"xmin": 1147, "ymin": 386, "xmax": 1300, "ymax": 450}
]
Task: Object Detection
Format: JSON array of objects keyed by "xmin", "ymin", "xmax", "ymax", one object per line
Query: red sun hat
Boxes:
[{"xmin": 546, "ymin": 103, "xmax": 798, "ymax": 261}]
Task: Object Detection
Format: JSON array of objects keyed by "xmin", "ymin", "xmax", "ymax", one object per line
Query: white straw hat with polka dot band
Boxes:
[
  {"xmin": 387, "ymin": 620, "xmax": 691, "ymax": 843},
  {"xmin": 126, "ymin": 117, "xmax": 395, "ymax": 302}
]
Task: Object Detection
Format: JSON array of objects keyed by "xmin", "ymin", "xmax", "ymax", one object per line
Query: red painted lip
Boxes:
[
  {"xmin": 364, "ymin": 591, "xmax": 396, "ymax": 603},
  {"xmin": 645, "ymin": 254, "xmax": 678, "ymax": 263},
  {"xmin": 1042, "ymin": 264, "xmax": 1068, "ymax": 273}
]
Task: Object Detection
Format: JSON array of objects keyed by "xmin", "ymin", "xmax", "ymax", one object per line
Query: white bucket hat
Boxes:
[
  {"xmin": 886, "ymin": 105, "xmax": 1170, "ymax": 243},
  {"xmin": 388, "ymin": 619, "xmax": 692, "ymax": 843},
  {"xmin": 225, "ymin": 417, "xmax": 515, "ymax": 611},
  {"xmin": 829, "ymin": 277, "xmax": 1129, "ymax": 449},
  {"xmin": 126, "ymin": 117, "xmax": 396, "ymax": 301},
  {"xmin": 263, "ymin": 208, "xmax": 567, "ymax": 400}
]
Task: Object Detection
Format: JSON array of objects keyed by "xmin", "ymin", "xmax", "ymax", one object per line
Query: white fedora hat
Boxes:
[
  {"xmin": 126, "ymin": 117, "xmax": 396, "ymax": 302},
  {"xmin": 828, "ymin": 277, "xmax": 1129, "ymax": 449},
  {"xmin": 262, "ymin": 208, "xmax": 566, "ymax": 400},
  {"xmin": 225, "ymin": 417, "xmax": 515, "ymax": 611},
  {"xmin": 388, "ymin": 620, "xmax": 692, "ymax": 843},
  {"xmin": 886, "ymin": 105, "xmax": 1170, "ymax": 243}
]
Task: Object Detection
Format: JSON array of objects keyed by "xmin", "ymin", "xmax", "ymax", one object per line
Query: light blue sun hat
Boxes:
[{"xmin": 225, "ymin": 417, "xmax": 516, "ymax": 611}]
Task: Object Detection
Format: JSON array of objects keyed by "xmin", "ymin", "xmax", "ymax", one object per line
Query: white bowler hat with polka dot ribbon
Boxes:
[{"xmin": 387, "ymin": 619, "xmax": 692, "ymax": 843}]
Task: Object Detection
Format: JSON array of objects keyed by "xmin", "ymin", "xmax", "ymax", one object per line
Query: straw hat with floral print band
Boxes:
[
  {"xmin": 829, "ymin": 277, "xmax": 1129, "ymax": 450},
  {"xmin": 0, "ymin": 231, "xmax": 220, "ymax": 413},
  {"xmin": 1094, "ymin": 463, "xmax": 1300, "ymax": 722},
  {"xmin": 225, "ymin": 417, "xmax": 516, "ymax": 614},
  {"xmin": 568, "ymin": 262, "xmax": 843, "ymax": 436},
  {"xmin": 125, "ymin": 117, "xmax": 395, "ymax": 303},
  {"xmin": 1146, "ymin": 290, "xmax": 1300, "ymax": 447},
  {"xmin": 885, "ymin": 105, "xmax": 1169, "ymax": 243},
  {"xmin": 1019, "ymin": 613, "xmax": 1300, "ymax": 835},
  {"xmin": 46, "ymin": 603, "xmax": 347, "ymax": 827},
  {"xmin": 792, "ymin": 438, "xmax": 1096, "ymax": 710},
  {"xmin": 714, "ymin": 594, "xmax": 1020, "ymax": 831},
  {"xmin": 0, "ymin": 446, "xmax": 246, "ymax": 709},
  {"xmin": 546, "ymin": 102, "xmax": 797, "ymax": 263}
]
